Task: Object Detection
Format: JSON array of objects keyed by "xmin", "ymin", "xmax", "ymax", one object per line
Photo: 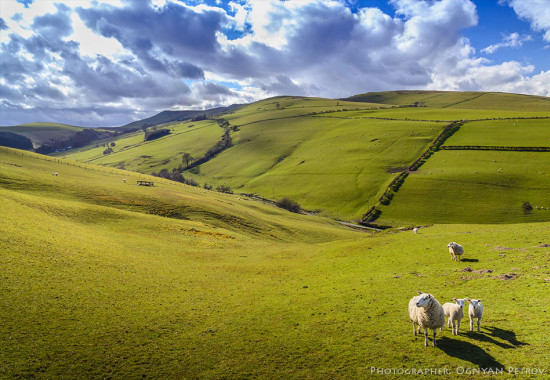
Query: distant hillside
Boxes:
[
  {"xmin": 0, "ymin": 123, "xmax": 117, "ymax": 153},
  {"xmin": 1, "ymin": 123, "xmax": 84, "ymax": 148},
  {"xmin": 119, "ymin": 104, "xmax": 243, "ymax": 130},
  {"xmin": 345, "ymin": 90, "xmax": 550, "ymax": 111}
]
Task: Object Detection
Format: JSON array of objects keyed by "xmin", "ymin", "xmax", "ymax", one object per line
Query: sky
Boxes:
[{"xmin": 0, "ymin": 0, "xmax": 549, "ymax": 127}]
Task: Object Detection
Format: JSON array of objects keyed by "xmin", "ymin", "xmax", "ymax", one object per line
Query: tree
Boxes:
[
  {"xmin": 522, "ymin": 202, "xmax": 533, "ymax": 215},
  {"xmin": 276, "ymin": 197, "xmax": 301, "ymax": 213},
  {"xmin": 182, "ymin": 152, "xmax": 194, "ymax": 168}
]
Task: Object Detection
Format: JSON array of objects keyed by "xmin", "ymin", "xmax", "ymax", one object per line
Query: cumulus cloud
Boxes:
[
  {"xmin": 481, "ymin": 32, "xmax": 533, "ymax": 54},
  {"xmin": 0, "ymin": 0, "xmax": 549, "ymax": 127},
  {"xmin": 502, "ymin": 0, "xmax": 550, "ymax": 42}
]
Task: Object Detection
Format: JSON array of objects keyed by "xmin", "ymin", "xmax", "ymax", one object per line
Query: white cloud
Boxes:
[
  {"xmin": 1, "ymin": 0, "xmax": 549, "ymax": 127},
  {"xmin": 481, "ymin": 32, "xmax": 533, "ymax": 54},
  {"xmin": 502, "ymin": 0, "xmax": 550, "ymax": 42}
]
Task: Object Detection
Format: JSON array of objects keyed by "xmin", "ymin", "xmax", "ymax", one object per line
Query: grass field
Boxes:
[
  {"xmin": 2, "ymin": 122, "xmax": 85, "ymax": 147},
  {"xmin": 192, "ymin": 116, "xmax": 443, "ymax": 218},
  {"xmin": 444, "ymin": 119, "xmax": 550, "ymax": 147},
  {"xmin": 53, "ymin": 91, "xmax": 550, "ymax": 224},
  {"xmin": 321, "ymin": 108, "xmax": 550, "ymax": 121},
  {"xmin": 377, "ymin": 150, "xmax": 550, "ymax": 225},
  {"xmin": 346, "ymin": 90, "xmax": 550, "ymax": 112},
  {"xmin": 59, "ymin": 120, "xmax": 223, "ymax": 174},
  {"xmin": 2, "ymin": 147, "xmax": 550, "ymax": 378}
]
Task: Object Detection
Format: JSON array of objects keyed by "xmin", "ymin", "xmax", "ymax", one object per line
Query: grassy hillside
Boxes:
[
  {"xmin": 377, "ymin": 150, "xmax": 550, "ymax": 225},
  {"xmin": 60, "ymin": 92, "xmax": 550, "ymax": 224},
  {"xmin": 59, "ymin": 119, "xmax": 224, "ymax": 173},
  {"xmin": 2, "ymin": 147, "xmax": 550, "ymax": 378},
  {"xmin": 345, "ymin": 90, "xmax": 550, "ymax": 112},
  {"xmin": 1, "ymin": 122, "xmax": 84, "ymax": 147}
]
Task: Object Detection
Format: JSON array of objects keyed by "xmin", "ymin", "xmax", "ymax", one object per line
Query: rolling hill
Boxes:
[
  {"xmin": 2, "ymin": 146, "xmax": 550, "ymax": 378},
  {"xmin": 60, "ymin": 91, "xmax": 550, "ymax": 225}
]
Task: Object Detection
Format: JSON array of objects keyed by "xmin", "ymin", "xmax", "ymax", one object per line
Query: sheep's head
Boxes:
[
  {"xmin": 448, "ymin": 242, "xmax": 455, "ymax": 248},
  {"xmin": 467, "ymin": 299, "xmax": 482, "ymax": 309},
  {"xmin": 453, "ymin": 298, "xmax": 467, "ymax": 309},
  {"xmin": 416, "ymin": 293, "xmax": 433, "ymax": 308}
]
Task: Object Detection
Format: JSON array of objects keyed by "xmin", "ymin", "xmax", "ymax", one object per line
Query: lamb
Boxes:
[
  {"xmin": 448, "ymin": 242, "xmax": 464, "ymax": 261},
  {"xmin": 413, "ymin": 227, "xmax": 419, "ymax": 234},
  {"xmin": 408, "ymin": 291, "xmax": 445, "ymax": 346},
  {"xmin": 467, "ymin": 299, "xmax": 483, "ymax": 332},
  {"xmin": 442, "ymin": 298, "xmax": 466, "ymax": 335}
]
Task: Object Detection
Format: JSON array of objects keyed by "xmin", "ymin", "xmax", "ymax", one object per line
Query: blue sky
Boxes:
[{"xmin": 1, "ymin": 0, "xmax": 549, "ymax": 127}]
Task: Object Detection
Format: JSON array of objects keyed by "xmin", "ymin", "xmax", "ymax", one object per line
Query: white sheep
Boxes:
[
  {"xmin": 447, "ymin": 242, "xmax": 464, "ymax": 261},
  {"xmin": 467, "ymin": 299, "xmax": 483, "ymax": 332},
  {"xmin": 409, "ymin": 291, "xmax": 445, "ymax": 346},
  {"xmin": 413, "ymin": 227, "xmax": 418, "ymax": 234},
  {"xmin": 442, "ymin": 298, "xmax": 466, "ymax": 335}
]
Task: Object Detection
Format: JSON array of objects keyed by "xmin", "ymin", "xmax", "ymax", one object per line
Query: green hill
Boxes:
[
  {"xmin": 2, "ymin": 146, "xmax": 550, "ymax": 378},
  {"xmin": 1, "ymin": 122, "xmax": 84, "ymax": 148},
  {"xmin": 345, "ymin": 90, "xmax": 550, "ymax": 112},
  {"xmin": 61, "ymin": 92, "xmax": 550, "ymax": 225},
  {"xmin": 119, "ymin": 104, "xmax": 242, "ymax": 130}
]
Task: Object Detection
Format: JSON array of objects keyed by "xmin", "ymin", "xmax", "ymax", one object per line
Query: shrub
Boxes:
[
  {"xmin": 522, "ymin": 202, "xmax": 533, "ymax": 215},
  {"xmin": 216, "ymin": 184, "xmax": 233, "ymax": 194},
  {"xmin": 276, "ymin": 197, "xmax": 301, "ymax": 213}
]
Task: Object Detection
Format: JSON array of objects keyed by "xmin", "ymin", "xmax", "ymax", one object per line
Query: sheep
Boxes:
[
  {"xmin": 467, "ymin": 299, "xmax": 483, "ymax": 332},
  {"xmin": 409, "ymin": 291, "xmax": 445, "ymax": 347},
  {"xmin": 448, "ymin": 242, "xmax": 464, "ymax": 261},
  {"xmin": 413, "ymin": 227, "xmax": 418, "ymax": 234},
  {"xmin": 442, "ymin": 298, "xmax": 466, "ymax": 335}
]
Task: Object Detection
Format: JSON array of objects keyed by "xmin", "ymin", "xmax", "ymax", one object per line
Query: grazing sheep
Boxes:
[
  {"xmin": 413, "ymin": 227, "xmax": 418, "ymax": 234},
  {"xmin": 409, "ymin": 291, "xmax": 445, "ymax": 346},
  {"xmin": 467, "ymin": 299, "xmax": 483, "ymax": 332},
  {"xmin": 448, "ymin": 242, "xmax": 464, "ymax": 261},
  {"xmin": 442, "ymin": 298, "xmax": 466, "ymax": 335}
]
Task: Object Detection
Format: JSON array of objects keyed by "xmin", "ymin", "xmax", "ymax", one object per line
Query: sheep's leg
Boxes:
[
  {"xmin": 432, "ymin": 329, "xmax": 437, "ymax": 347},
  {"xmin": 477, "ymin": 318, "xmax": 481, "ymax": 333},
  {"xmin": 413, "ymin": 322, "xmax": 417, "ymax": 336},
  {"xmin": 452, "ymin": 320, "xmax": 457, "ymax": 335},
  {"xmin": 456, "ymin": 320, "xmax": 460, "ymax": 335},
  {"xmin": 470, "ymin": 319, "xmax": 474, "ymax": 332},
  {"xmin": 423, "ymin": 328, "xmax": 429, "ymax": 347}
]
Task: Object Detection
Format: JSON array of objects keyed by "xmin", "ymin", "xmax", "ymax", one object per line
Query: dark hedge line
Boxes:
[{"xmin": 441, "ymin": 145, "xmax": 550, "ymax": 152}]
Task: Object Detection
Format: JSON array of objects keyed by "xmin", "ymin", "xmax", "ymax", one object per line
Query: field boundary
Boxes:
[{"xmin": 441, "ymin": 145, "xmax": 550, "ymax": 152}]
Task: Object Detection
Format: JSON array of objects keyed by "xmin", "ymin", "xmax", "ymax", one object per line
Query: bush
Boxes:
[
  {"xmin": 216, "ymin": 184, "xmax": 233, "ymax": 194},
  {"xmin": 276, "ymin": 197, "xmax": 301, "ymax": 213},
  {"xmin": 522, "ymin": 202, "xmax": 533, "ymax": 215}
]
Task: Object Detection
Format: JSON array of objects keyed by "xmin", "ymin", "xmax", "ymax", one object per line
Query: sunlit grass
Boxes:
[{"xmin": 1, "ymin": 148, "xmax": 550, "ymax": 378}]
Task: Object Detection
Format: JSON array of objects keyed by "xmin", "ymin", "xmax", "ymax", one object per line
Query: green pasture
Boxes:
[
  {"xmin": 46, "ymin": 92, "xmax": 550, "ymax": 222},
  {"xmin": 2, "ymin": 148, "xmax": 550, "ymax": 378},
  {"xmin": 62, "ymin": 120, "xmax": 223, "ymax": 174},
  {"xmin": 347, "ymin": 90, "xmax": 550, "ymax": 112},
  {"xmin": 2, "ymin": 122, "xmax": 85, "ymax": 147},
  {"xmin": 191, "ymin": 116, "xmax": 443, "ymax": 218},
  {"xmin": 377, "ymin": 150, "xmax": 550, "ymax": 225},
  {"xmin": 223, "ymin": 96, "xmax": 381, "ymax": 126},
  {"xmin": 445, "ymin": 119, "xmax": 550, "ymax": 147},
  {"xmin": 320, "ymin": 108, "xmax": 550, "ymax": 121}
]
